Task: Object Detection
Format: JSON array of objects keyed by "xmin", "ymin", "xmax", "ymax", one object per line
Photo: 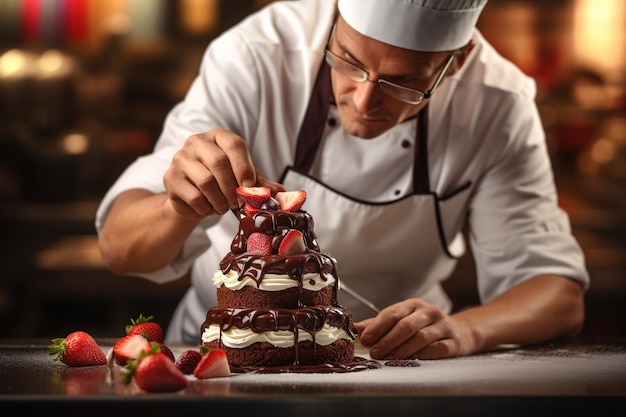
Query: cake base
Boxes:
[
  {"xmin": 230, "ymin": 356, "xmax": 382, "ymax": 374},
  {"xmin": 203, "ymin": 339, "xmax": 355, "ymax": 368}
]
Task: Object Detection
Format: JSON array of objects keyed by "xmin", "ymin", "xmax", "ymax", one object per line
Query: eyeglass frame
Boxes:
[{"xmin": 324, "ymin": 25, "xmax": 457, "ymax": 105}]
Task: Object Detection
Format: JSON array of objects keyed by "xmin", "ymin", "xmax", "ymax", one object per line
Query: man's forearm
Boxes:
[
  {"xmin": 98, "ymin": 189, "xmax": 202, "ymax": 275},
  {"xmin": 453, "ymin": 275, "xmax": 585, "ymax": 354}
]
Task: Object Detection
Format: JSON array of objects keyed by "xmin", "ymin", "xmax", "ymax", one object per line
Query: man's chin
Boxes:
[
  {"xmin": 343, "ymin": 123, "xmax": 386, "ymax": 139},
  {"xmin": 337, "ymin": 106, "xmax": 390, "ymax": 138}
]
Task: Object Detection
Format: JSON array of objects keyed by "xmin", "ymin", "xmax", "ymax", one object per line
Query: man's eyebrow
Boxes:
[
  {"xmin": 333, "ymin": 36, "xmax": 363, "ymax": 65},
  {"xmin": 333, "ymin": 36, "xmax": 433, "ymax": 80}
]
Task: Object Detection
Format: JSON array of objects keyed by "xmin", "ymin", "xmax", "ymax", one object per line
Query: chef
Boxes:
[{"xmin": 96, "ymin": 0, "xmax": 590, "ymax": 360}]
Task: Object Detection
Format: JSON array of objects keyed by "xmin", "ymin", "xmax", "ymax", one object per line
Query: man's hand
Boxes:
[
  {"xmin": 163, "ymin": 127, "xmax": 283, "ymax": 221},
  {"xmin": 354, "ymin": 299, "xmax": 475, "ymax": 360},
  {"xmin": 99, "ymin": 127, "xmax": 286, "ymax": 275},
  {"xmin": 355, "ymin": 276, "xmax": 585, "ymax": 361}
]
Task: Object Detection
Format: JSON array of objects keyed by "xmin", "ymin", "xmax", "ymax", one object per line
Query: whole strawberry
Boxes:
[
  {"xmin": 124, "ymin": 343, "xmax": 188, "ymax": 393},
  {"xmin": 158, "ymin": 342, "xmax": 176, "ymax": 362},
  {"xmin": 247, "ymin": 232, "xmax": 273, "ymax": 255},
  {"xmin": 175, "ymin": 348, "xmax": 205, "ymax": 375},
  {"xmin": 48, "ymin": 330, "xmax": 107, "ymax": 367},
  {"xmin": 126, "ymin": 314, "xmax": 163, "ymax": 343}
]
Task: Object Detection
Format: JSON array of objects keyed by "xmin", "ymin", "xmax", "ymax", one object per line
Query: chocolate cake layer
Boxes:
[{"xmin": 216, "ymin": 285, "xmax": 334, "ymax": 308}]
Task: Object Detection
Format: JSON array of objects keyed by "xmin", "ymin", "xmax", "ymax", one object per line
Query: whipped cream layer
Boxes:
[
  {"xmin": 202, "ymin": 323, "xmax": 352, "ymax": 348},
  {"xmin": 212, "ymin": 270, "xmax": 335, "ymax": 292}
]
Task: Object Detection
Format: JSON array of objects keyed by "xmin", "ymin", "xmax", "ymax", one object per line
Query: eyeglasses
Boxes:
[{"xmin": 324, "ymin": 46, "xmax": 456, "ymax": 105}]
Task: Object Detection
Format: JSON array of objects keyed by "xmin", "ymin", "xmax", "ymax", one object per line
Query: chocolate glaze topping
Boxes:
[{"xmin": 231, "ymin": 210, "xmax": 320, "ymax": 253}]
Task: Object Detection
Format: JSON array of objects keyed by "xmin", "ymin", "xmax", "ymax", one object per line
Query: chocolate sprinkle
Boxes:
[{"xmin": 384, "ymin": 359, "xmax": 421, "ymax": 367}]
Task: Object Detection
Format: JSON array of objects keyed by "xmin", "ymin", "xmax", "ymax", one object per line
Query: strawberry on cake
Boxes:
[{"xmin": 201, "ymin": 186, "xmax": 357, "ymax": 371}]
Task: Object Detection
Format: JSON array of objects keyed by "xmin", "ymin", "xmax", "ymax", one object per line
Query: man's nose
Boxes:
[{"xmin": 353, "ymin": 79, "xmax": 383, "ymax": 113}]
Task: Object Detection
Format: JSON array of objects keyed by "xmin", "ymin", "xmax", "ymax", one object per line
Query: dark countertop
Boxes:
[{"xmin": 1, "ymin": 338, "xmax": 625, "ymax": 416}]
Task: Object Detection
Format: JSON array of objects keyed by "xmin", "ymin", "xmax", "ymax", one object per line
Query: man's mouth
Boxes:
[{"xmin": 348, "ymin": 106, "xmax": 384, "ymax": 123}]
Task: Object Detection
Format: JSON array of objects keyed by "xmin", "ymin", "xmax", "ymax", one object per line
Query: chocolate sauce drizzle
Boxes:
[
  {"xmin": 230, "ymin": 210, "xmax": 321, "ymax": 254},
  {"xmin": 202, "ymin": 208, "xmax": 363, "ymax": 372},
  {"xmin": 220, "ymin": 252, "xmax": 339, "ymax": 306},
  {"xmin": 206, "ymin": 306, "xmax": 356, "ymax": 344}
]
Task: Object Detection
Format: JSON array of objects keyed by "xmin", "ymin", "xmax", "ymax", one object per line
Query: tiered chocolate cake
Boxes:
[{"xmin": 201, "ymin": 186, "xmax": 357, "ymax": 370}]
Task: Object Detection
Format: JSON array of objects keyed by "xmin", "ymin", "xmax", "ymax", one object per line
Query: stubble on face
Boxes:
[{"xmin": 333, "ymin": 80, "xmax": 420, "ymax": 139}]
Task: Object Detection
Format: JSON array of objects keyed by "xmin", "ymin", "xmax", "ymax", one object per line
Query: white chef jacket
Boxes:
[{"xmin": 95, "ymin": 0, "xmax": 589, "ymax": 343}]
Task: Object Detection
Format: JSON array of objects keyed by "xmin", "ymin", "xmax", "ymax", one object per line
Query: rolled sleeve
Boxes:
[{"xmin": 472, "ymin": 209, "xmax": 590, "ymax": 303}]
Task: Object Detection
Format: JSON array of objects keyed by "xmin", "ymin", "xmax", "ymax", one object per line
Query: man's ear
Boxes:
[{"xmin": 448, "ymin": 40, "xmax": 476, "ymax": 76}]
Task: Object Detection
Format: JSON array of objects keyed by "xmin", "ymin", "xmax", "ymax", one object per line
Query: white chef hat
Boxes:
[{"xmin": 337, "ymin": 0, "xmax": 488, "ymax": 52}]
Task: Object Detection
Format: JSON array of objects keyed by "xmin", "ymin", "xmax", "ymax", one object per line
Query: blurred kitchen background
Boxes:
[{"xmin": 0, "ymin": 0, "xmax": 624, "ymax": 340}]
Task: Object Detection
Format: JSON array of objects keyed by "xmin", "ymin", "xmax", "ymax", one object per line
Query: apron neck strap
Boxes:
[
  {"xmin": 294, "ymin": 60, "xmax": 332, "ymax": 174},
  {"xmin": 294, "ymin": 61, "xmax": 431, "ymax": 194},
  {"xmin": 413, "ymin": 106, "xmax": 430, "ymax": 194}
]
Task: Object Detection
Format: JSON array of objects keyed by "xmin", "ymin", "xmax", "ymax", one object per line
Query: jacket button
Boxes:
[{"xmin": 401, "ymin": 139, "xmax": 411, "ymax": 149}]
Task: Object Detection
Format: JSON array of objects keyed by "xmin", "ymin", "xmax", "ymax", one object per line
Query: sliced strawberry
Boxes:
[
  {"xmin": 113, "ymin": 334, "xmax": 151, "ymax": 366},
  {"xmin": 236, "ymin": 186, "xmax": 271, "ymax": 208},
  {"xmin": 278, "ymin": 229, "xmax": 307, "ymax": 255},
  {"xmin": 193, "ymin": 348, "xmax": 231, "ymax": 379},
  {"xmin": 243, "ymin": 203, "xmax": 260, "ymax": 217},
  {"xmin": 275, "ymin": 190, "xmax": 307, "ymax": 212},
  {"xmin": 175, "ymin": 349, "xmax": 203, "ymax": 375},
  {"xmin": 128, "ymin": 348, "xmax": 188, "ymax": 393},
  {"xmin": 126, "ymin": 314, "xmax": 163, "ymax": 343},
  {"xmin": 48, "ymin": 331, "xmax": 107, "ymax": 367},
  {"xmin": 247, "ymin": 232, "xmax": 274, "ymax": 255}
]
